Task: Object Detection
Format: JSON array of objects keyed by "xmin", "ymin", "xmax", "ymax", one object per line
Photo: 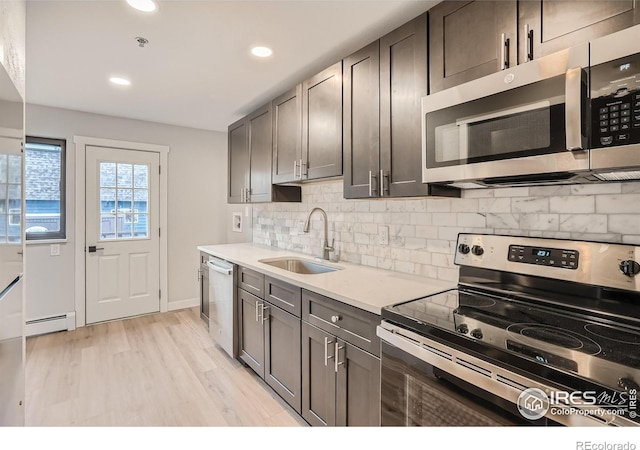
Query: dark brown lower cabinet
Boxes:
[
  {"xmin": 301, "ymin": 322, "xmax": 380, "ymax": 426},
  {"xmin": 264, "ymin": 303, "xmax": 301, "ymax": 413},
  {"xmin": 237, "ymin": 288, "xmax": 265, "ymax": 376},
  {"xmin": 237, "ymin": 287, "xmax": 302, "ymax": 413}
]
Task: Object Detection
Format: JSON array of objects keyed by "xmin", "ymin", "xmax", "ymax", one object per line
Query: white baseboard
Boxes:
[
  {"xmin": 26, "ymin": 312, "xmax": 76, "ymax": 337},
  {"xmin": 167, "ymin": 297, "xmax": 199, "ymax": 311}
]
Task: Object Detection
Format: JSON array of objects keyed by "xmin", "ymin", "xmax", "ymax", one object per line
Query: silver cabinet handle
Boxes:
[
  {"xmin": 380, "ymin": 169, "xmax": 389, "ymax": 196},
  {"xmin": 261, "ymin": 303, "xmax": 269, "ymax": 324},
  {"xmin": 565, "ymin": 67, "xmax": 585, "ymax": 151},
  {"xmin": 300, "ymin": 159, "xmax": 307, "ymax": 179},
  {"xmin": 334, "ymin": 342, "xmax": 345, "ymax": 373},
  {"xmin": 241, "ymin": 188, "xmax": 244, "ymax": 202},
  {"xmin": 500, "ymin": 32, "xmax": 510, "ymax": 70},
  {"xmin": 197, "ymin": 268, "xmax": 202, "ymax": 282},
  {"xmin": 245, "ymin": 187, "xmax": 251, "ymax": 203},
  {"xmin": 255, "ymin": 300, "xmax": 260, "ymax": 323},
  {"xmin": 324, "ymin": 336, "xmax": 334, "ymax": 366},
  {"xmin": 331, "ymin": 315, "xmax": 340, "ymax": 324},
  {"xmin": 293, "ymin": 160, "xmax": 299, "ymax": 180},
  {"xmin": 368, "ymin": 170, "xmax": 378, "ymax": 197},
  {"xmin": 524, "ymin": 24, "xmax": 534, "ymax": 62}
]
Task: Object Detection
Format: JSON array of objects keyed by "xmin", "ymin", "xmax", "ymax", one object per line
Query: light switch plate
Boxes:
[
  {"xmin": 379, "ymin": 226, "xmax": 389, "ymax": 245},
  {"xmin": 50, "ymin": 244, "xmax": 60, "ymax": 256}
]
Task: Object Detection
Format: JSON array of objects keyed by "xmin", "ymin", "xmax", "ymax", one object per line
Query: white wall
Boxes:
[
  {"xmin": 25, "ymin": 104, "xmax": 230, "ymax": 322},
  {"xmin": 0, "ymin": 0, "xmax": 26, "ymax": 98}
]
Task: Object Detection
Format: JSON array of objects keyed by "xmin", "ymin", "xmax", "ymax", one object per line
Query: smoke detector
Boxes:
[{"xmin": 135, "ymin": 37, "xmax": 149, "ymax": 48}]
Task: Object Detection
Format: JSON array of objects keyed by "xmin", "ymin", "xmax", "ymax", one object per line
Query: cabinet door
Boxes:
[
  {"xmin": 343, "ymin": 40, "xmax": 380, "ymax": 199},
  {"xmin": 237, "ymin": 288, "xmax": 265, "ymax": 377},
  {"xmin": 380, "ymin": 13, "xmax": 429, "ymax": 198},
  {"xmin": 264, "ymin": 304, "xmax": 302, "ymax": 413},
  {"xmin": 248, "ymin": 103, "xmax": 273, "ymax": 203},
  {"xmin": 228, "ymin": 117, "xmax": 249, "ymax": 203},
  {"xmin": 302, "ymin": 61, "xmax": 343, "ymax": 180},
  {"xmin": 519, "ymin": 0, "xmax": 639, "ymax": 62},
  {"xmin": 272, "ymin": 85, "xmax": 302, "ymax": 184},
  {"xmin": 301, "ymin": 322, "xmax": 336, "ymax": 426},
  {"xmin": 429, "ymin": 1, "xmax": 517, "ymax": 93},
  {"xmin": 336, "ymin": 341, "xmax": 381, "ymax": 426}
]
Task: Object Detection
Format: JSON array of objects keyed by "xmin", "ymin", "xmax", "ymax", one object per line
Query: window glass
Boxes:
[
  {"xmin": 25, "ymin": 137, "xmax": 66, "ymax": 240},
  {"xmin": 99, "ymin": 162, "xmax": 149, "ymax": 240}
]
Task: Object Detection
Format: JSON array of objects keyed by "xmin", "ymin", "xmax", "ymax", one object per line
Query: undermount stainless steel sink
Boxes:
[{"xmin": 258, "ymin": 257, "xmax": 342, "ymax": 274}]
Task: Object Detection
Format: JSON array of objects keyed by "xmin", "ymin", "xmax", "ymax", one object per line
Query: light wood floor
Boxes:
[{"xmin": 25, "ymin": 307, "xmax": 307, "ymax": 427}]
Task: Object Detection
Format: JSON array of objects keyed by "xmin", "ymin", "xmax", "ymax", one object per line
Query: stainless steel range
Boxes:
[{"xmin": 378, "ymin": 233, "xmax": 640, "ymax": 426}]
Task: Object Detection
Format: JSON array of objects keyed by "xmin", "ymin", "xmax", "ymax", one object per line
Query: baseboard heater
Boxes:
[{"xmin": 26, "ymin": 312, "xmax": 76, "ymax": 337}]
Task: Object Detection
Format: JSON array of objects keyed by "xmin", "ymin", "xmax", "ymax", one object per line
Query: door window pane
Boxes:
[
  {"xmin": 100, "ymin": 162, "xmax": 116, "ymax": 187},
  {"xmin": 117, "ymin": 163, "xmax": 133, "ymax": 188},
  {"xmin": 99, "ymin": 161, "xmax": 149, "ymax": 241},
  {"xmin": 134, "ymin": 165, "xmax": 148, "ymax": 188}
]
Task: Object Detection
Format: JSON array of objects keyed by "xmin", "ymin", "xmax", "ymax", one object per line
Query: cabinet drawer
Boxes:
[
  {"xmin": 265, "ymin": 277, "xmax": 302, "ymax": 318},
  {"xmin": 302, "ymin": 290, "xmax": 380, "ymax": 357},
  {"xmin": 238, "ymin": 266, "xmax": 265, "ymax": 299}
]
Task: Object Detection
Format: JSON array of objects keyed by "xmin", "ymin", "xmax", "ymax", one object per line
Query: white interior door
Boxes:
[{"xmin": 85, "ymin": 145, "xmax": 160, "ymax": 324}]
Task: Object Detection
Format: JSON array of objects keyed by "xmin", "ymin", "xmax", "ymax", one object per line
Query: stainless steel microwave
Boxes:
[{"xmin": 421, "ymin": 24, "xmax": 640, "ymax": 188}]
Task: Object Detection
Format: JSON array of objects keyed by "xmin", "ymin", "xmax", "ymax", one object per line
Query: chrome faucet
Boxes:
[{"xmin": 303, "ymin": 207, "xmax": 334, "ymax": 261}]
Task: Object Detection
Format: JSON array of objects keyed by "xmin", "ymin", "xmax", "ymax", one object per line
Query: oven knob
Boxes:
[
  {"xmin": 471, "ymin": 245, "xmax": 484, "ymax": 256},
  {"xmin": 471, "ymin": 329, "xmax": 483, "ymax": 340},
  {"xmin": 619, "ymin": 260, "xmax": 640, "ymax": 277},
  {"xmin": 618, "ymin": 377, "xmax": 639, "ymax": 392},
  {"xmin": 457, "ymin": 324, "xmax": 469, "ymax": 334},
  {"xmin": 458, "ymin": 243, "xmax": 471, "ymax": 255}
]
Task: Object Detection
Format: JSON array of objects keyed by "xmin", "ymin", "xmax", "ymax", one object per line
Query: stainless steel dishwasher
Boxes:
[{"xmin": 207, "ymin": 256, "xmax": 237, "ymax": 358}]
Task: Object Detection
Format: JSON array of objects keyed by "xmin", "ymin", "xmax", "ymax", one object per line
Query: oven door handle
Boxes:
[{"xmin": 565, "ymin": 66, "xmax": 586, "ymax": 151}]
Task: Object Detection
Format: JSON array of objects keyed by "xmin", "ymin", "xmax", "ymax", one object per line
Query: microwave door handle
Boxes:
[{"xmin": 565, "ymin": 67, "xmax": 585, "ymax": 151}]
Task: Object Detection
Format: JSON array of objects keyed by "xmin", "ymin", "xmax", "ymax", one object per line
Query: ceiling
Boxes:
[{"xmin": 25, "ymin": 0, "xmax": 439, "ymax": 132}]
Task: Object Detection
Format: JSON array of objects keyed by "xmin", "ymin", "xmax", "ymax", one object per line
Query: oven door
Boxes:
[
  {"xmin": 376, "ymin": 321, "xmax": 600, "ymax": 427},
  {"xmin": 380, "ymin": 341, "xmax": 538, "ymax": 426},
  {"xmin": 422, "ymin": 43, "xmax": 589, "ymax": 188}
]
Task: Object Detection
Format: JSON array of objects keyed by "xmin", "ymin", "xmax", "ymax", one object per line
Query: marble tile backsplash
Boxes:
[{"xmin": 252, "ymin": 180, "xmax": 640, "ymax": 283}]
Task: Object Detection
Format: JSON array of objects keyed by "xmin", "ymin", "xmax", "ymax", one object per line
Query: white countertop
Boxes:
[{"xmin": 197, "ymin": 243, "xmax": 455, "ymax": 315}]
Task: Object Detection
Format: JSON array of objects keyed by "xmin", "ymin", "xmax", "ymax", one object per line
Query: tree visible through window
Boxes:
[{"xmin": 25, "ymin": 137, "xmax": 66, "ymax": 240}]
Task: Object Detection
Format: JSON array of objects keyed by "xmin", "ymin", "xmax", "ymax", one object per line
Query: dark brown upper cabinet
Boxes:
[
  {"xmin": 344, "ymin": 13, "xmax": 460, "ymax": 199},
  {"xmin": 343, "ymin": 40, "xmax": 380, "ymax": 199},
  {"xmin": 228, "ymin": 103, "xmax": 301, "ymax": 204},
  {"xmin": 272, "ymin": 84, "xmax": 302, "ymax": 184},
  {"xmin": 380, "ymin": 14, "xmax": 432, "ymax": 198},
  {"xmin": 302, "ymin": 61, "xmax": 343, "ymax": 181},
  {"xmin": 228, "ymin": 117, "xmax": 250, "ymax": 204},
  {"xmin": 429, "ymin": 1, "xmax": 517, "ymax": 93},
  {"xmin": 247, "ymin": 103, "xmax": 274, "ymax": 203},
  {"xmin": 518, "ymin": 0, "xmax": 640, "ymax": 62}
]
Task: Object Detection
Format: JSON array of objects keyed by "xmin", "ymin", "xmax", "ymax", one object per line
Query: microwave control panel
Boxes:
[{"xmin": 591, "ymin": 52, "xmax": 640, "ymax": 148}]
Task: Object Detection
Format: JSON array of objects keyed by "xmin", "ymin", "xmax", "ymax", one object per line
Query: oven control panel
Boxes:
[{"xmin": 508, "ymin": 245, "xmax": 579, "ymax": 270}]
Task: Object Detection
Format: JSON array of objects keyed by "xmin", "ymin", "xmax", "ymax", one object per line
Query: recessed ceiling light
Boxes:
[
  {"xmin": 126, "ymin": 0, "xmax": 157, "ymax": 13},
  {"xmin": 109, "ymin": 77, "xmax": 131, "ymax": 86},
  {"xmin": 251, "ymin": 46, "xmax": 273, "ymax": 58}
]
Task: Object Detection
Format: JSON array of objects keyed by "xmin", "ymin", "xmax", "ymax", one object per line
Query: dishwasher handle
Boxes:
[{"xmin": 207, "ymin": 260, "xmax": 232, "ymax": 276}]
